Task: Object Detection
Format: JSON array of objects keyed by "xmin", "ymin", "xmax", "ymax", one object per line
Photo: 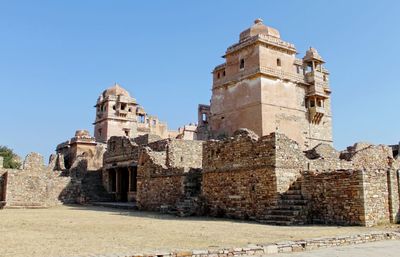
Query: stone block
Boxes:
[{"xmin": 262, "ymin": 245, "xmax": 278, "ymax": 254}]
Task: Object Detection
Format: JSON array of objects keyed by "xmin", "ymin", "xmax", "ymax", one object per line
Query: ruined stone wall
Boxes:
[
  {"xmin": 202, "ymin": 167, "xmax": 277, "ymax": 219},
  {"xmin": 201, "ymin": 130, "xmax": 400, "ymax": 226},
  {"xmin": 274, "ymin": 133, "xmax": 307, "ymax": 193},
  {"xmin": 136, "ymin": 139, "xmax": 203, "ymax": 211},
  {"xmin": 133, "ymin": 134, "xmax": 162, "ymax": 146},
  {"xmin": 166, "ymin": 140, "xmax": 203, "ymax": 168},
  {"xmin": 362, "ymin": 170, "xmax": 391, "ymax": 226},
  {"xmin": 136, "ymin": 148, "xmax": 185, "ymax": 211},
  {"xmin": 137, "ymin": 173, "xmax": 185, "ymax": 211},
  {"xmin": 4, "ymin": 168, "xmax": 72, "ymax": 207},
  {"xmin": 350, "ymin": 144, "xmax": 399, "ymax": 226},
  {"xmin": 0, "ymin": 153, "xmax": 77, "ymax": 208},
  {"xmin": 0, "ymin": 153, "xmax": 87, "ymax": 207},
  {"xmin": 301, "ymin": 143, "xmax": 400, "ymax": 227},
  {"xmin": 301, "ymin": 170, "xmax": 365, "ymax": 225},
  {"xmin": 202, "ymin": 130, "xmax": 278, "ymax": 219},
  {"xmin": 104, "ymin": 136, "xmax": 140, "ymax": 165},
  {"xmin": 203, "ymin": 131, "xmax": 275, "ymax": 171}
]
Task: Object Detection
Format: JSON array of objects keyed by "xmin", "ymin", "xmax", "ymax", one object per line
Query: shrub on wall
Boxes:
[{"xmin": 0, "ymin": 146, "xmax": 21, "ymax": 169}]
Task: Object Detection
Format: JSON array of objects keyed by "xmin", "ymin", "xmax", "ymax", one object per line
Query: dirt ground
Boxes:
[{"xmin": 0, "ymin": 205, "xmax": 397, "ymax": 257}]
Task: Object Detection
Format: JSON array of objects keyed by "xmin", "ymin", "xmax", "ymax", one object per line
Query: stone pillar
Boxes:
[
  {"xmin": 0, "ymin": 156, "xmax": 3, "ymax": 168},
  {"xmin": 127, "ymin": 167, "xmax": 131, "ymax": 193},
  {"xmin": 115, "ymin": 169, "xmax": 120, "ymax": 200}
]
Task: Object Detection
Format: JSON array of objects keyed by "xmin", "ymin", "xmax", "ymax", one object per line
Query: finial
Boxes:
[{"xmin": 254, "ymin": 18, "xmax": 263, "ymax": 24}]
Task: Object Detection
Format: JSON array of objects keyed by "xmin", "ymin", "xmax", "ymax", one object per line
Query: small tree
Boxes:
[{"xmin": 0, "ymin": 146, "xmax": 21, "ymax": 169}]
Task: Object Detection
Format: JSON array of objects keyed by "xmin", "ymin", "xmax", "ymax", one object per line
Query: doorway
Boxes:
[{"xmin": 119, "ymin": 168, "xmax": 129, "ymax": 202}]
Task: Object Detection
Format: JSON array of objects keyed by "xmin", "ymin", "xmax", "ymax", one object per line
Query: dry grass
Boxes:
[{"xmin": 0, "ymin": 205, "xmax": 397, "ymax": 257}]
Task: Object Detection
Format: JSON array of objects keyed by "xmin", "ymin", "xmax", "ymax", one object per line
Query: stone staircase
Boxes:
[
  {"xmin": 259, "ymin": 179, "xmax": 308, "ymax": 226},
  {"xmin": 175, "ymin": 196, "xmax": 200, "ymax": 217},
  {"xmin": 80, "ymin": 171, "xmax": 114, "ymax": 203},
  {"xmin": 170, "ymin": 169, "xmax": 203, "ymax": 217}
]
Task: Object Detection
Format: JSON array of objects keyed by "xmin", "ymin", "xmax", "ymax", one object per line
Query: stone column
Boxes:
[{"xmin": 127, "ymin": 167, "xmax": 131, "ymax": 193}]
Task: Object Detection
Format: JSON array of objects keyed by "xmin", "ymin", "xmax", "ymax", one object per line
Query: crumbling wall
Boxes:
[
  {"xmin": 362, "ymin": 170, "xmax": 390, "ymax": 226},
  {"xmin": 166, "ymin": 140, "xmax": 203, "ymax": 168},
  {"xmin": 202, "ymin": 130, "xmax": 278, "ymax": 220},
  {"xmin": 104, "ymin": 136, "xmax": 140, "ymax": 165},
  {"xmin": 274, "ymin": 133, "xmax": 307, "ymax": 193},
  {"xmin": 136, "ymin": 139, "xmax": 203, "ymax": 211},
  {"xmin": 134, "ymin": 134, "xmax": 162, "ymax": 146},
  {"xmin": 2, "ymin": 153, "xmax": 74, "ymax": 208},
  {"xmin": 302, "ymin": 143, "xmax": 400, "ymax": 226},
  {"xmin": 350, "ymin": 144, "xmax": 399, "ymax": 226},
  {"xmin": 302, "ymin": 170, "xmax": 365, "ymax": 225},
  {"xmin": 136, "ymin": 148, "xmax": 184, "ymax": 210}
]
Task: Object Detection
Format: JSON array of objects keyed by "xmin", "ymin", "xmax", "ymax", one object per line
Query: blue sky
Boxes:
[{"xmin": 0, "ymin": 0, "xmax": 399, "ymax": 159}]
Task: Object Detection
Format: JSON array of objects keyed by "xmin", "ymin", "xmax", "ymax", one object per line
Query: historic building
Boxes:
[
  {"xmin": 198, "ymin": 19, "xmax": 332, "ymax": 149},
  {"xmin": 55, "ymin": 83, "xmax": 191, "ymax": 170},
  {"xmin": 94, "ymin": 83, "xmax": 178, "ymax": 142},
  {"xmin": 0, "ymin": 19, "xmax": 398, "ymax": 227}
]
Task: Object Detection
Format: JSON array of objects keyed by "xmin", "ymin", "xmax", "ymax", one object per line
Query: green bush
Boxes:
[{"xmin": 0, "ymin": 146, "xmax": 21, "ymax": 169}]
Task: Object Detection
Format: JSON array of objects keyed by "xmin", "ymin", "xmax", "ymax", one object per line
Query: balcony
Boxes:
[
  {"xmin": 307, "ymin": 83, "xmax": 326, "ymax": 97},
  {"xmin": 305, "ymin": 71, "xmax": 326, "ymax": 84},
  {"xmin": 309, "ymin": 106, "xmax": 325, "ymax": 124}
]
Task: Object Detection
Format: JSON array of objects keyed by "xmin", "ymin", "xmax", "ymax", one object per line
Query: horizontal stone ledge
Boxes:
[{"xmin": 83, "ymin": 231, "xmax": 400, "ymax": 257}]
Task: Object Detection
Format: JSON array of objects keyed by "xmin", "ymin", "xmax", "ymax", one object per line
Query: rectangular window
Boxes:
[
  {"xmin": 239, "ymin": 59, "xmax": 245, "ymax": 69},
  {"xmin": 138, "ymin": 115, "xmax": 145, "ymax": 123}
]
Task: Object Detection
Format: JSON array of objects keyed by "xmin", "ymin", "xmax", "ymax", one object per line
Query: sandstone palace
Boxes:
[{"xmin": 0, "ymin": 19, "xmax": 399, "ymax": 227}]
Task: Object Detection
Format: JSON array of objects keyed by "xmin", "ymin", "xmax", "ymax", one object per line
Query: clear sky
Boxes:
[{"xmin": 1, "ymin": 0, "xmax": 399, "ymax": 160}]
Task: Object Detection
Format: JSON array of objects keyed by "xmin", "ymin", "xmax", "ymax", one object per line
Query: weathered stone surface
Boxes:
[
  {"xmin": 102, "ymin": 136, "xmax": 203, "ymax": 212},
  {"xmin": 305, "ymin": 143, "xmax": 340, "ymax": 160},
  {"xmin": 22, "ymin": 152, "xmax": 45, "ymax": 171},
  {"xmin": 201, "ymin": 130, "xmax": 400, "ymax": 226}
]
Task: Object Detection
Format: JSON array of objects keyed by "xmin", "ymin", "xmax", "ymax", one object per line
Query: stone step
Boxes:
[
  {"xmin": 258, "ymin": 219, "xmax": 294, "ymax": 226},
  {"xmin": 91, "ymin": 202, "xmax": 138, "ymax": 210},
  {"xmin": 284, "ymin": 189, "xmax": 302, "ymax": 195},
  {"xmin": 289, "ymin": 184, "xmax": 301, "ymax": 190},
  {"xmin": 266, "ymin": 209, "xmax": 300, "ymax": 216},
  {"xmin": 263, "ymin": 214, "xmax": 295, "ymax": 221},
  {"xmin": 259, "ymin": 218, "xmax": 306, "ymax": 226},
  {"xmin": 274, "ymin": 205, "xmax": 304, "ymax": 210},
  {"xmin": 281, "ymin": 194, "xmax": 304, "ymax": 200},
  {"xmin": 278, "ymin": 199, "xmax": 308, "ymax": 205}
]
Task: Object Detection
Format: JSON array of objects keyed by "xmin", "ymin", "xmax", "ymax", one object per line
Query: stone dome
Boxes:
[
  {"xmin": 304, "ymin": 47, "xmax": 324, "ymax": 63},
  {"xmin": 239, "ymin": 18, "xmax": 280, "ymax": 42},
  {"xmin": 102, "ymin": 83, "xmax": 131, "ymax": 98},
  {"xmin": 75, "ymin": 130, "xmax": 91, "ymax": 138}
]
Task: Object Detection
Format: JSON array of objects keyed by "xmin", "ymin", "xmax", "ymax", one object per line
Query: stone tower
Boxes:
[
  {"xmin": 94, "ymin": 83, "xmax": 139, "ymax": 143},
  {"xmin": 205, "ymin": 19, "xmax": 332, "ymax": 148}
]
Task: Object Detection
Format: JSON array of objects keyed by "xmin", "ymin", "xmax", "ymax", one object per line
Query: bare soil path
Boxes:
[{"xmin": 0, "ymin": 205, "xmax": 397, "ymax": 257}]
